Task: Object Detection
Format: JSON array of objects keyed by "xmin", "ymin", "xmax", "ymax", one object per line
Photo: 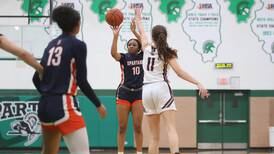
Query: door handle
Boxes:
[
  {"xmin": 223, "ymin": 120, "xmax": 247, "ymax": 124},
  {"xmin": 198, "ymin": 120, "xmax": 222, "ymax": 124}
]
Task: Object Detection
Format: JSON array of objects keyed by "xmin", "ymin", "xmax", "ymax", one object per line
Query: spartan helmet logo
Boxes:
[
  {"xmin": 167, "ymin": 1, "xmax": 180, "ymax": 17},
  {"xmin": 99, "ymin": 0, "xmax": 112, "ymax": 15},
  {"xmin": 237, "ymin": 1, "xmax": 250, "ymax": 16},
  {"xmin": 203, "ymin": 40, "xmax": 215, "ymax": 54},
  {"xmin": 7, "ymin": 112, "xmax": 41, "ymax": 146}
]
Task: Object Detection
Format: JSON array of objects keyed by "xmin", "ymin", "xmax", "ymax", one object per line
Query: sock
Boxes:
[
  {"xmin": 136, "ymin": 152, "xmax": 143, "ymax": 154},
  {"xmin": 118, "ymin": 152, "xmax": 124, "ymax": 154}
]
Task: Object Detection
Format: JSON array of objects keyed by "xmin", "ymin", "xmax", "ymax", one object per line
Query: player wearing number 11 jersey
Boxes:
[{"xmin": 135, "ymin": 8, "xmax": 209, "ymax": 154}]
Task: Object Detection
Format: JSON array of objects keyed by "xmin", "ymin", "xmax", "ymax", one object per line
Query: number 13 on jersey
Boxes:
[{"xmin": 47, "ymin": 46, "xmax": 63, "ymax": 66}]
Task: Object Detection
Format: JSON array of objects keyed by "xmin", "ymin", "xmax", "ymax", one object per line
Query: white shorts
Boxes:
[{"xmin": 142, "ymin": 81, "xmax": 176, "ymax": 115}]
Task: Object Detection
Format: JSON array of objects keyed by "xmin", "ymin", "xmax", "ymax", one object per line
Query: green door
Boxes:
[{"xmin": 197, "ymin": 91, "xmax": 249, "ymax": 149}]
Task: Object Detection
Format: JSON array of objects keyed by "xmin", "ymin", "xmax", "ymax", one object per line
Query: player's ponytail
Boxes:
[
  {"xmin": 52, "ymin": 6, "xmax": 80, "ymax": 33},
  {"xmin": 152, "ymin": 25, "xmax": 177, "ymax": 63}
]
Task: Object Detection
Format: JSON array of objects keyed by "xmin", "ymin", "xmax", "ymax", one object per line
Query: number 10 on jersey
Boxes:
[{"xmin": 132, "ymin": 66, "xmax": 141, "ymax": 75}]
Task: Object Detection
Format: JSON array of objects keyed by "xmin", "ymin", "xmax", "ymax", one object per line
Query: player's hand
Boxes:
[
  {"xmin": 38, "ymin": 67, "xmax": 44, "ymax": 80},
  {"xmin": 134, "ymin": 8, "xmax": 142, "ymax": 21},
  {"xmin": 97, "ymin": 104, "xmax": 107, "ymax": 119},
  {"xmin": 111, "ymin": 26, "xmax": 122, "ymax": 36},
  {"xmin": 130, "ymin": 19, "xmax": 137, "ymax": 33},
  {"xmin": 197, "ymin": 83, "xmax": 209, "ymax": 99}
]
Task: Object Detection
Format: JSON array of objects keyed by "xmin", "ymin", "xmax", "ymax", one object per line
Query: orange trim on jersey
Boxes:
[
  {"xmin": 132, "ymin": 99, "xmax": 142, "ymax": 105},
  {"xmin": 70, "ymin": 62, "xmax": 77, "ymax": 95},
  {"xmin": 116, "ymin": 99, "xmax": 131, "ymax": 107},
  {"xmin": 117, "ymin": 99, "xmax": 143, "ymax": 106},
  {"xmin": 41, "ymin": 125, "xmax": 57, "ymax": 132},
  {"xmin": 68, "ymin": 59, "xmax": 78, "ymax": 95},
  {"xmin": 41, "ymin": 95, "xmax": 85, "ymax": 135}
]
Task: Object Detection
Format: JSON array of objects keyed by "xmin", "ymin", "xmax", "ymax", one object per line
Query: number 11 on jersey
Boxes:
[{"xmin": 147, "ymin": 57, "xmax": 155, "ymax": 71}]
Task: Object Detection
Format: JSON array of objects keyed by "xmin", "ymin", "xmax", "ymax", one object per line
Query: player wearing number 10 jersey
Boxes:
[{"xmin": 110, "ymin": 20, "xmax": 144, "ymax": 154}]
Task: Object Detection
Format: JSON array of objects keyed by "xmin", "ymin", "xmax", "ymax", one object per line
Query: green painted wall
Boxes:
[
  {"xmin": 0, "ymin": 89, "xmax": 273, "ymax": 148},
  {"xmin": 0, "ymin": 94, "xmax": 133, "ymax": 148}
]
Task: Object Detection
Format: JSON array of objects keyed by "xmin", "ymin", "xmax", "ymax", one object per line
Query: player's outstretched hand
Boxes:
[
  {"xmin": 134, "ymin": 8, "xmax": 142, "ymax": 21},
  {"xmin": 197, "ymin": 83, "xmax": 209, "ymax": 99},
  {"xmin": 97, "ymin": 104, "xmax": 107, "ymax": 119},
  {"xmin": 111, "ymin": 26, "xmax": 122, "ymax": 37},
  {"xmin": 130, "ymin": 19, "xmax": 136, "ymax": 33}
]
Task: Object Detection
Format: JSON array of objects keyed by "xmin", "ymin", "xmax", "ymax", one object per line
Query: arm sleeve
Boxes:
[
  {"xmin": 119, "ymin": 53, "xmax": 125, "ymax": 64},
  {"xmin": 74, "ymin": 42, "xmax": 101, "ymax": 108},
  {"xmin": 32, "ymin": 71, "xmax": 41, "ymax": 93}
]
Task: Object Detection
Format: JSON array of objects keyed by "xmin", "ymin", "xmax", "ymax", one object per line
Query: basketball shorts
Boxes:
[
  {"xmin": 116, "ymin": 85, "xmax": 142, "ymax": 106},
  {"xmin": 38, "ymin": 94, "xmax": 85, "ymax": 135},
  {"xmin": 142, "ymin": 81, "xmax": 176, "ymax": 115}
]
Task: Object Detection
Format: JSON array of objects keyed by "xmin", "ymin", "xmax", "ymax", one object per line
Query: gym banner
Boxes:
[
  {"xmin": 0, "ymin": 96, "xmax": 42, "ymax": 148},
  {"xmin": 0, "ymin": 95, "xmax": 134, "ymax": 148}
]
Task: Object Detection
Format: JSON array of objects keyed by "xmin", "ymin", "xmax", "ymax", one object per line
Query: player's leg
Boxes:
[
  {"xmin": 41, "ymin": 127, "xmax": 62, "ymax": 154},
  {"xmin": 162, "ymin": 110, "xmax": 179, "ymax": 154},
  {"xmin": 142, "ymin": 83, "xmax": 160, "ymax": 154},
  {"xmin": 146, "ymin": 114, "xmax": 160, "ymax": 154},
  {"xmin": 57, "ymin": 95, "xmax": 88, "ymax": 153},
  {"xmin": 63, "ymin": 127, "xmax": 90, "ymax": 154},
  {"xmin": 157, "ymin": 82, "xmax": 179, "ymax": 154},
  {"xmin": 131, "ymin": 100, "xmax": 143, "ymax": 153},
  {"xmin": 117, "ymin": 100, "xmax": 131, "ymax": 153},
  {"xmin": 39, "ymin": 96, "xmax": 62, "ymax": 154}
]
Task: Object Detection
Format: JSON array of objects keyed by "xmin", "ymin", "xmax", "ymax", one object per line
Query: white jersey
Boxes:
[{"xmin": 143, "ymin": 45, "xmax": 168, "ymax": 83}]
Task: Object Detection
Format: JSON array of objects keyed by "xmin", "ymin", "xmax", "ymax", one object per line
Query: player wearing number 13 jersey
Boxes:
[{"xmin": 32, "ymin": 6, "xmax": 106, "ymax": 154}]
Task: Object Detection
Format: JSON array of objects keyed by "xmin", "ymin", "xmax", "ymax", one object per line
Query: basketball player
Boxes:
[
  {"xmin": 110, "ymin": 20, "xmax": 143, "ymax": 154},
  {"xmin": 0, "ymin": 34, "xmax": 43, "ymax": 75},
  {"xmin": 32, "ymin": 6, "xmax": 106, "ymax": 154},
  {"xmin": 134, "ymin": 9, "xmax": 209, "ymax": 154}
]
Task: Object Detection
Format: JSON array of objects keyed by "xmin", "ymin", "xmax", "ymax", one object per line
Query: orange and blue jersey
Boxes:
[
  {"xmin": 33, "ymin": 33, "xmax": 101, "ymax": 135},
  {"xmin": 116, "ymin": 52, "xmax": 144, "ymax": 106},
  {"xmin": 119, "ymin": 52, "xmax": 144, "ymax": 89}
]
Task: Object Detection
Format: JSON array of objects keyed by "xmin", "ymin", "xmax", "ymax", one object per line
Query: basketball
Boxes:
[{"xmin": 105, "ymin": 8, "xmax": 124, "ymax": 27}]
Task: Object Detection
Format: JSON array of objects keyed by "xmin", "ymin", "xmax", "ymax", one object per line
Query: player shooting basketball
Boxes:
[{"xmin": 110, "ymin": 20, "xmax": 144, "ymax": 154}]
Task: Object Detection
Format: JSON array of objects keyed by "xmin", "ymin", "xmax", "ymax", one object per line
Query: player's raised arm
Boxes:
[
  {"xmin": 134, "ymin": 8, "xmax": 149, "ymax": 49},
  {"xmin": 168, "ymin": 58, "xmax": 209, "ymax": 99},
  {"xmin": 0, "ymin": 35, "xmax": 43, "ymax": 74},
  {"xmin": 110, "ymin": 26, "xmax": 122, "ymax": 61},
  {"xmin": 74, "ymin": 41, "xmax": 107, "ymax": 118},
  {"xmin": 130, "ymin": 19, "xmax": 142, "ymax": 43}
]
